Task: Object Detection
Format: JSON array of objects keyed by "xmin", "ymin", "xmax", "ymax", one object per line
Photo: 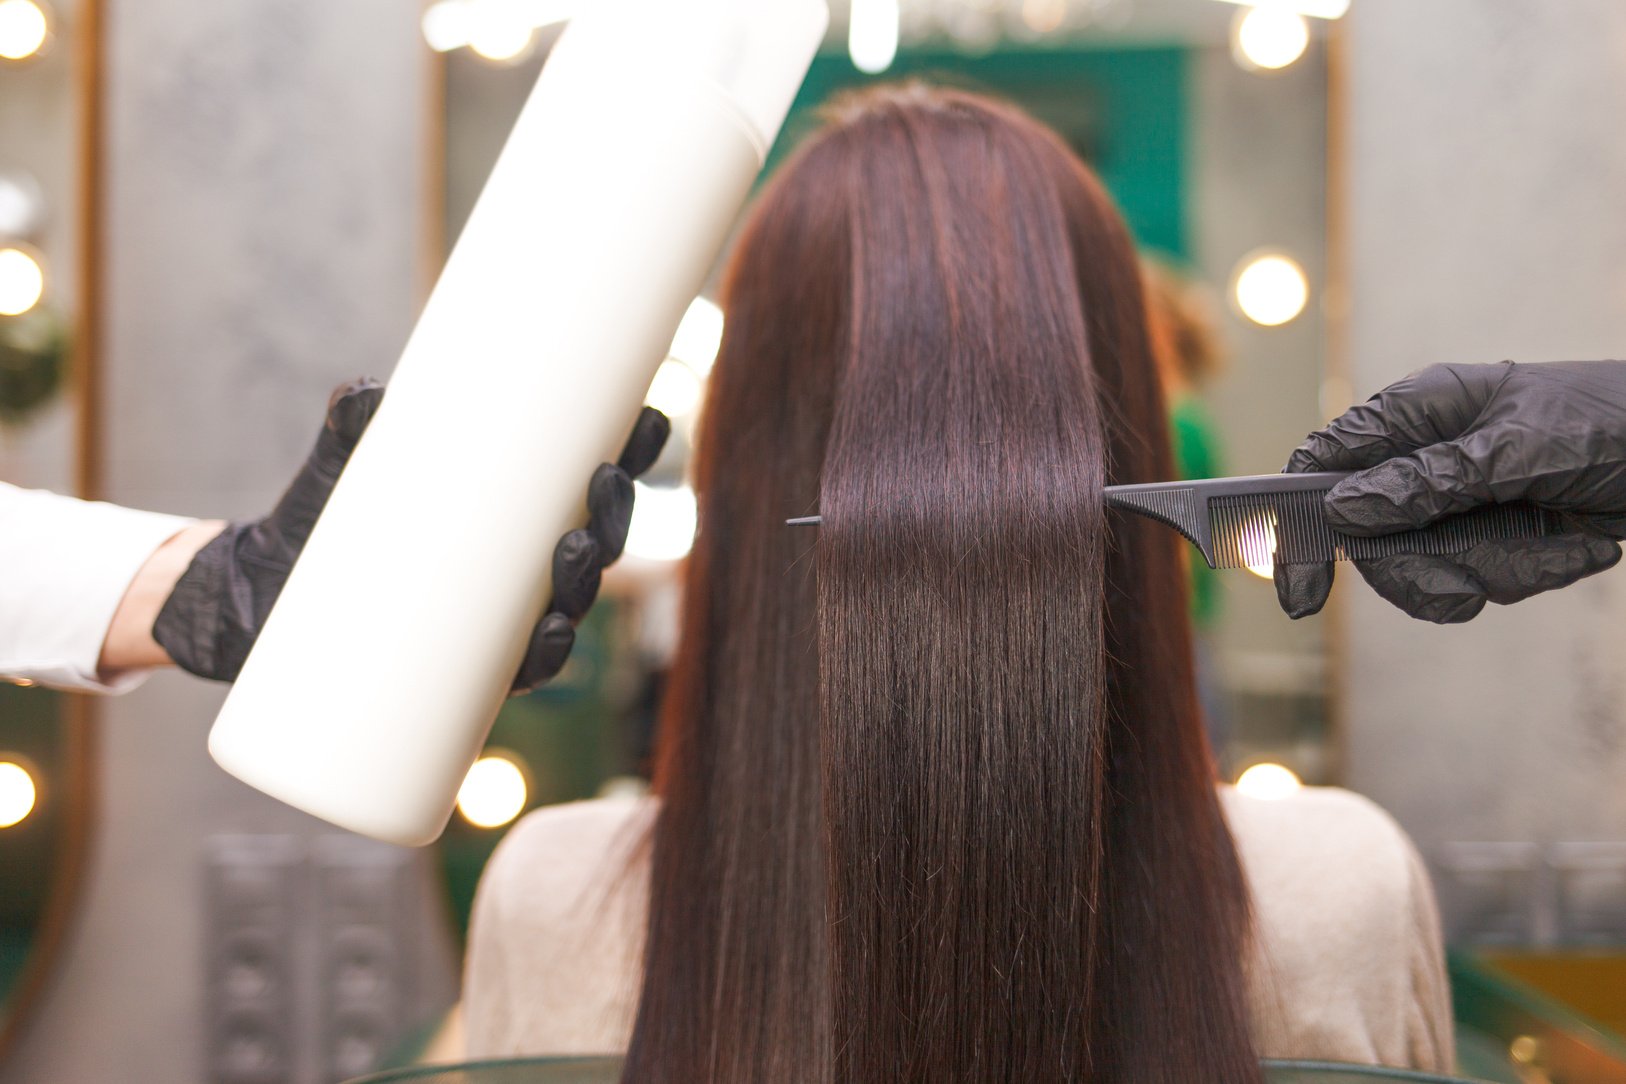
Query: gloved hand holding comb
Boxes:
[{"xmin": 1275, "ymin": 360, "xmax": 1626, "ymax": 623}]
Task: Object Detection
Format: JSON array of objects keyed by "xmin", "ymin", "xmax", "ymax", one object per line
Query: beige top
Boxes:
[{"xmin": 463, "ymin": 785, "xmax": 1455, "ymax": 1073}]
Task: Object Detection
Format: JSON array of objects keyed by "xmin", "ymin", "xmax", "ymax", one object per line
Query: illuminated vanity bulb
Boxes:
[
  {"xmin": 645, "ymin": 359, "xmax": 704, "ymax": 419},
  {"xmin": 1021, "ymin": 0, "xmax": 1068, "ymax": 34},
  {"xmin": 626, "ymin": 482, "xmax": 698, "ymax": 562},
  {"xmin": 0, "ymin": 246, "xmax": 46, "ymax": 317},
  {"xmin": 1236, "ymin": 762, "xmax": 1302, "ymax": 801},
  {"xmin": 0, "ymin": 0, "xmax": 49, "ymax": 62},
  {"xmin": 849, "ymin": 0, "xmax": 900, "ymax": 75},
  {"xmin": 0, "ymin": 762, "xmax": 37, "ymax": 828},
  {"xmin": 1233, "ymin": 252, "xmax": 1309, "ymax": 327},
  {"xmin": 1232, "ymin": 6, "xmax": 1310, "ymax": 72},
  {"xmin": 422, "ymin": 0, "xmax": 471, "ymax": 52},
  {"xmin": 466, "ymin": 0, "xmax": 536, "ymax": 63},
  {"xmin": 0, "ymin": 169, "xmax": 46, "ymax": 238},
  {"xmin": 668, "ymin": 297, "xmax": 724, "ymax": 375},
  {"xmin": 457, "ymin": 753, "xmax": 528, "ymax": 828}
]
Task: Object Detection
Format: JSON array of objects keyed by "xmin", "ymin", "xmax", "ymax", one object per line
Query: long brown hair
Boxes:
[{"xmin": 625, "ymin": 83, "xmax": 1257, "ymax": 1083}]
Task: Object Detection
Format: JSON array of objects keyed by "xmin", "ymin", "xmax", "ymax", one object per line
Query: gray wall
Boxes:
[
  {"xmin": 1339, "ymin": 0, "xmax": 1626, "ymax": 943},
  {"xmin": 2, "ymin": 2, "xmax": 457, "ymax": 1081}
]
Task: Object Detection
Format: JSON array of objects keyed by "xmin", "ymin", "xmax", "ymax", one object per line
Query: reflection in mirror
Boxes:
[
  {"xmin": 417, "ymin": 7, "xmax": 1626, "ymax": 1079},
  {"xmin": 0, "ymin": 0, "xmax": 98, "ymax": 1053},
  {"xmin": 427, "ymin": 0, "xmax": 1333, "ymax": 938}
]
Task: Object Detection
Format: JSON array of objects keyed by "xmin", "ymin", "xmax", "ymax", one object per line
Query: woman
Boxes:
[{"xmin": 463, "ymin": 84, "xmax": 1452, "ymax": 1081}]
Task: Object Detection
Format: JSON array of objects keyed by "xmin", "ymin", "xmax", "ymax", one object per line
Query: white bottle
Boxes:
[{"xmin": 208, "ymin": 0, "xmax": 830, "ymax": 846}]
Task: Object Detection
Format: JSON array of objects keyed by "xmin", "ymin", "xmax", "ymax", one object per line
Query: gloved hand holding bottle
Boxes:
[
  {"xmin": 148, "ymin": 380, "xmax": 669, "ymax": 689},
  {"xmin": 1275, "ymin": 360, "xmax": 1626, "ymax": 623}
]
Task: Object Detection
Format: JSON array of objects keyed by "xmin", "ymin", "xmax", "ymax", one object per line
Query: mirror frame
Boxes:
[{"xmin": 0, "ymin": 0, "xmax": 104, "ymax": 1057}]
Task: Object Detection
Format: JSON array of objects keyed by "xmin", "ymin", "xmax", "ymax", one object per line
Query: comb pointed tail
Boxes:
[{"xmin": 1105, "ymin": 485, "xmax": 1216, "ymax": 569}]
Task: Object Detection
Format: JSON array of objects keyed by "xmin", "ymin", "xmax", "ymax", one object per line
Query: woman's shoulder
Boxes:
[
  {"xmin": 497, "ymin": 792, "xmax": 657, "ymax": 854},
  {"xmin": 1219, "ymin": 784, "xmax": 1417, "ymax": 874},
  {"xmin": 1220, "ymin": 782, "xmax": 1426, "ymax": 948},
  {"xmin": 464, "ymin": 794, "xmax": 656, "ymax": 1058},
  {"xmin": 481, "ymin": 793, "xmax": 657, "ymax": 912},
  {"xmin": 1220, "ymin": 784, "xmax": 1453, "ymax": 1070}
]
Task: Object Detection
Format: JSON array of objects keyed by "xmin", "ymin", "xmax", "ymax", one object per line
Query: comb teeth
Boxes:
[
  {"xmin": 1207, "ymin": 492, "xmax": 1562, "ymax": 570},
  {"xmin": 1209, "ymin": 491, "xmax": 1331, "ymax": 570}
]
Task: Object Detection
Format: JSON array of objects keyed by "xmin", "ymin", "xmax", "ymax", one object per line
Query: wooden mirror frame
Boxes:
[{"xmin": 0, "ymin": 0, "xmax": 104, "ymax": 1057}]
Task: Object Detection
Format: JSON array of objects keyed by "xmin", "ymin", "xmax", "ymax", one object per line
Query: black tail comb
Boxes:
[{"xmin": 786, "ymin": 472, "xmax": 1564, "ymax": 571}]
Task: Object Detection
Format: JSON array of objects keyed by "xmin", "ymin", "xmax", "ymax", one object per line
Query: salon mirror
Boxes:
[
  {"xmin": 426, "ymin": 0, "xmax": 1336, "ymax": 933},
  {"xmin": 0, "ymin": 0, "xmax": 101, "ymax": 1055}
]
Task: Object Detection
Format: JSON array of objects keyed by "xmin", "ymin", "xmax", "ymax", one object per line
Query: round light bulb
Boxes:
[
  {"xmin": 1236, "ymin": 763, "xmax": 1302, "ymax": 801},
  {"xmin": 0, "ymin": 170, "xmax": 46, "ymax": 238},
  {"xmin": 625, "ymin": 482, "xmax": 698, "ymax": 563},
  {"xmin": 0, "ymin": 0, "xmax": 49, "ymax": 62},
  {"xmin": 1233, "ymin": 252, "xmax": 1309, "ymax": 327},
  {"xmin": 0, "ymin": 246, "xmax": 46, "ymax": 317},
  {"xmin": 456, "ymin": 753, "xmax": 528, "ymax": 829},
  {"xmin": 421, "ymin": 0, "xmax": 470, "ymax": 52},
  {"xmin": 466, "ymin": 0, "xmax": 535, "ymax": 63},
  {"xmin": 0, "ymin": 762, "xmax": 38, "ymax": 828},
  {"xmin": 645, "ymin": 359, "xmax": 704, "ymax": 420},
  {"xmin": 1021, "ymin": 0, "xmax": 1068, "ymax": 34},
  {"xmin": 668, "ymin": 297, "xmax": 725, "ymax": 375},
  {"xmin": 849, "ymin": 0, "xmax": 900, "ymax": 75},
  {"xmin": 1232, "ymin": 7, "xmax": 1310, "ymax": 72}
]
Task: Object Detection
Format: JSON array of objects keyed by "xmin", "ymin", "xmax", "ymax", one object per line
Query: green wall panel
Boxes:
[{"xmin": 771, "ymin": 46, "xmax": 1191, "ymax": 258}]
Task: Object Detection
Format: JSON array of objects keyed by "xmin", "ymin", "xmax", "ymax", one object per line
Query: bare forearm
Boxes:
[{"xmin": 99, "ymin": 520, "xmax": 227, "ymax": 675}]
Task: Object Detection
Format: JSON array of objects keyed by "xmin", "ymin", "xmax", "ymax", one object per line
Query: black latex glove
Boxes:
[
  {"xmin": 153, "ymin": 379, "xmax": 670, "ymax": 688},
  {"xmin": 1274, "ymin": 360, "xmax": 1626, "ymax": 623}
]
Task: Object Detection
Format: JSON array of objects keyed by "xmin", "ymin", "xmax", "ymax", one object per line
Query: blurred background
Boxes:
[{"xmin": 1, "ymin": 0, "xmax": 1625, "ymax": 1081}]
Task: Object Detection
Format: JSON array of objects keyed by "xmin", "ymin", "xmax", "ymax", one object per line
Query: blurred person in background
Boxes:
[
  {"xmin": 461, "ymin": 84, "xmax": 1452, "ymax": 1082},
  {"xmin": 0, "ymin": 379, "xmax": 666, "ymax": 696},
  {"xmin": 1143, "ymin": 256, "xmax": 1233, "ymax": 761}
]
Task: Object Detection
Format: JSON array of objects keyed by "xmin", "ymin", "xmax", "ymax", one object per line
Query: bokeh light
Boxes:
[
  {"xmin": 1232, "ymin": 6, "xmax": 1310, "ymax": 72},
  {"xmin": 1233, "ymin": 252, "xmax": 1309, "ymax": 327},
  {"xmin": 0, "ymin": 0, "xmax": 49, "ymax": 62},
  {"xmin": 626, "ymin": 482, "xmax": 698, "ymax": 562},
  {"xmin": 466, "ymin": 0, "xmax": 536, "ymax": 63},
  {"xmin": 0, "ymin": 762, "xmax": 38, "ymax": 828},
  {"xmin": 1021, "ymin": 0, "xmax": 1068, "ymax": 34},
  {"xmin": 645, "ymin": 359, "xmax": 704, "ymax": 420},
  {"xmin": 456, "ymin": 753, "xmax": 528, "ymax": 829},
  {"xmin": 668, "ymin": 296, "xmax": 724, "ymax": 375},
  {"xmin": 421, "ymin": 0, "xmax": 470, "ymax": 52},
  {"xmin": 1236, "ymin": 762, "xmax": 1302, "ymax": 801},
  {"xmin": 849, "ymin": 0, "xmax": 900, "ymax": 74},
  {"xmin": 0, "ymin": 170, "xmax": 46, "ymax": 239},
  {"xmin": 0, "ymin": 246, "xmax": 46, "ymax": 317}
]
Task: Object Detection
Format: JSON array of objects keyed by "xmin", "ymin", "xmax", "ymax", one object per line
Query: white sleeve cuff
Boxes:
[{"xmin": 0, "ymin": 483, "xmax": 197, "ymax": 694}]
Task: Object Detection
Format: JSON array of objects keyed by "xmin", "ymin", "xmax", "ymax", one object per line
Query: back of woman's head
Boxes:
[{"xmin": 627, "ymin": 83, "xmax": 1258, "ymax": 1083}]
